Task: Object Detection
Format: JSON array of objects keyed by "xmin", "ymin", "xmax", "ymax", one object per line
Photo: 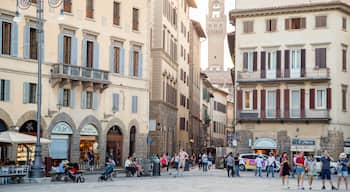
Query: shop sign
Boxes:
[
  {"xmin": 292, "ymin": 139, "xmax": 315, "ymax": 145},
  {"xmin": 253, "ymin": 138, "xmax": 277, "ymax": 149},
  {"xmin": 80, "ymin": 124, "xmax": 98, "ymax": 136},
  {"xmin": 52, "ymin": 122, "xmax": 73, "ymax": 135}
]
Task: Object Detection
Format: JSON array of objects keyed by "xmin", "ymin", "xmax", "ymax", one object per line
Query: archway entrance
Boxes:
[
  {"xmin": 129, "ymin": 126, "xmax": 136, "ymax": 157},
  {"xmin": 18, "ymin": 120, "xmax": 42, "ymax": 163},
  {"xmin": 106, "ymin": 126, "xmax": 123, "ymax": 166},
  {"xmin": 0, "ymin": 119, "xmax": 8, "ymax": 161}
]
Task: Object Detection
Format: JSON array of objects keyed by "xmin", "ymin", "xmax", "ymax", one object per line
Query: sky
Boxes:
[{"xmin": 190, "ymin": 0, "xmax": 236, "ymax": 70}]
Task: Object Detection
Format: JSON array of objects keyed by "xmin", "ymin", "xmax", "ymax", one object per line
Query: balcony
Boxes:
[
  {"xmin": 237, "ymin": 68, "xmax": 330, "ymax": 83},
  {"xmin": 51, "ymin": 64, "xmax": 110, "ymax": 91},
  {"xmin": 237, "ymin": 109, "xmax": 330, "ymax": 123}
]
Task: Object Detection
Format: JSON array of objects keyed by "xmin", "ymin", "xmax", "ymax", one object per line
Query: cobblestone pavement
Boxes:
[{"xmin": 0, "ymin": 169, "xmax": 345, "ymax": 192}]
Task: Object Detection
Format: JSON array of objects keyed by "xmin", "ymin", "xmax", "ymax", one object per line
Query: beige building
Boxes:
[
  {"xmin": 0, "ymin": 0, "xmax": 150, "ymax": 166},
  {"xmin": 210, "ymin": 86, "xmax": 228, "ymax": 147},
  {"xmin": 149, "ymin": 0, "xmax": 196, "ymax": 155},
  {"xmin": 230, "ymin": 0, "xmax": 350, "ymax": 157},
  {"xmin": 189, "ymin": 20, "xmax": 206, "ymax": 154},
  {"xmin": 200, "ymin": 73, "xmax": 213, "ymax": 148}
]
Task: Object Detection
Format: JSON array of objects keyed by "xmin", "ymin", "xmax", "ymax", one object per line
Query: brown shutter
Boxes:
[
  {"xmin": 343, "ymin": 49, "xmax": 347, "ymax": 71},
  {"xmin": 300, "ymin": 89, "xmax": 305, "ymax": 118},
  {"xmin": 237, "ymin": 90, "xmax": 243, "ymax": 111},
  {"xmin": 284, "ymin": 50, "xmax": 290, "ymax": 78},
  {"xmin": 310, "ymin": 89, "xmax": 315, "ymax": 109},
  {"xmin": 321, "ymin": 48, "xmax": 327, "ymax": 68},
  {"xmin": 261, "ymin": 89, "xmax": 266, "ymax": 118},
  {"xmin": 266, "ymin": 20, "xmax": 269, "ymax": 32},
  {"xmin": 284, "ymin": 89, "xmax": 290, "ymax": 118},
  {"xmin": 243, "ymin": 52, "xmax": 248, "ymax": 70},
  {"xmin": 327, "ymin": 88, "xmax": 331, "ymax": 110},
  {"xmin": 301, "ymin": 49, "xmax": 306, "ymax": 77},
  {"xmin": 253, "ymin": 52, "xmax": 258, "ymax": 71},
  {"xmin": 253, "ymin": 89, "xmax": 258, "ymax": 110},
  {"xmin": 277, "ymin": 50, "xmax": 281, "ymax": 78},
  {"xmin": 276, "ymin": 89, "xmax": 281, "ymax": 118},
  {"xmin": 285, "ymin": 19, "xmax": 290, "ymax": 30},
  {"xmin": 272, "ymin": 19, "xmax": 277, "ymax": 32},
  {"xmin": 260, "ymin": 51, "xmax": 266, "ymax": 78}
]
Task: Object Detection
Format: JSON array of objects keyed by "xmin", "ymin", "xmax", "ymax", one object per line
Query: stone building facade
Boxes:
[{"xmin": 0, "ymin": 0, "xmax": 150, "ymax": 166}]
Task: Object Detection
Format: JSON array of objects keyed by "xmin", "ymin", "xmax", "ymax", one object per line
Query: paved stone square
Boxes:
[{"xmin": 0, "ymin": 169, "xmax": 345, "ymax": 192}]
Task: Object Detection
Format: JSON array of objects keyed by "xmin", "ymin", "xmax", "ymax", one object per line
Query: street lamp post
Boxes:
[{"xmin": 15, "ymin": 0, "xmax": 63, "ymax": 178}]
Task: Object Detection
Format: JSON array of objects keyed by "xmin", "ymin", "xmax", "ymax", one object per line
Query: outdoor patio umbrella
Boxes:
[{"xmin": 0, "ymin": 131, "xmax": 51, "ymax": 144}]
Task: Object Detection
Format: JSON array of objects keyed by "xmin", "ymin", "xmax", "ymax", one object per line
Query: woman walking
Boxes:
[
  {"xmin": 306, "ymin": 154, "xmax": 317, "ymax": 190},
  {"xmin": 337, "ymin": 152, "xmax": 350, "ymax": 191},
  {"xmin": 280, "ymin": 152, "xmax": 290, "ymax": 189},
  {"xmin": 295, "ymin": 151, "xmax": 306, "ymax": 190}
]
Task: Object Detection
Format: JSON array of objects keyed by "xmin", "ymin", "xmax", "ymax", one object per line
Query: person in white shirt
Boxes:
[
  {"xmin": 266, "ymin": 152, "xmax": 276, "ymax": 178},
  {"xmin": 124, "ymin": 156, "xmax": 136, "ymax": 176},
  {"xmin": 255, "ymin": 156, "xmax": 263, "ymax": 177}
]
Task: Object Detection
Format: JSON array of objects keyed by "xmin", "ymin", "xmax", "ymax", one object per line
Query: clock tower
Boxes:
[{"xmin": 206, "ymin": 0, "xmax": 227, "ymax": 69}]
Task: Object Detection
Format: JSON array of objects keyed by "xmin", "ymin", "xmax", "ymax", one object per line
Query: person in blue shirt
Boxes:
[{"xmin": 337, "ymin": 152, "xmax": 350, "ymax": 191}]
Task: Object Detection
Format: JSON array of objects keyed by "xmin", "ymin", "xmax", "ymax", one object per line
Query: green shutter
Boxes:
[
  {"xmin": 81, "ymin": 91, "xmax": 87, "ymax": 109},
  {"xmin": 70, "ymin": 89, "xmax": 75, "ymax": 108},
  {"xmin": 23, "ymin": 82, "xmax": 29, "ymax": 104}
]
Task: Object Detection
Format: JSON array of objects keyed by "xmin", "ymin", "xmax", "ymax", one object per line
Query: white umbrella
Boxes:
[{"xmin": 0, "ymin": 131, "xmax": 51, "ymax": 144}]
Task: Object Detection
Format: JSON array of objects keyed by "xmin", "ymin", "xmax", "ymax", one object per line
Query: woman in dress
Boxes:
[
  {"xmin": 306, "ymin": 154, "xmax": 317, "ymax": 190},
  {"xmin": 280, "ymin": 152, "xmax": 290, "ymax": 189}
]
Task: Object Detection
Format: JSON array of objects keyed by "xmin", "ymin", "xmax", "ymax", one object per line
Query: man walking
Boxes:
[
  {"xmin": 234, "ymin": 153, "xmax": 240, "ymax": 177},
  {"xmin": 266, "ymin": 152, "xmax": 275, "ymax": 178},
  {"xmin": 320, "ymin": 150, "xmax": 337, "ymax": 190},
  {"xmin": 226, "ymin": 152, "xmax": 234, "ymax": 177},
  {"xmin": 255, "ymin": 155, "xmax": 263, "ymax": 177}
]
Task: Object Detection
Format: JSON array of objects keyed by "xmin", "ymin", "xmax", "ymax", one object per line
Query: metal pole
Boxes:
[{"xmin": 31, "ymin": 0, "xmax": 44, "ymax": 178}]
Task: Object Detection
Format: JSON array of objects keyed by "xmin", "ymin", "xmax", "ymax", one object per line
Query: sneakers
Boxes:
[
  {"xmin": 322, "ymin": 186, "xmax": 326, "ymax": 190},
  {"xmin": 331, "ymin": 186, "xmax": 337, "ymax": 190}
]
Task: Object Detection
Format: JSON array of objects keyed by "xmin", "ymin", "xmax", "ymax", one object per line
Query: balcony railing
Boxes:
[
  {"xmin": 238, "ymin": 109, "xmax": 330, "ymax": 122},
  {"xmin": 51, "ymin": 64, "xmax": 110, "ymax": 88},
  {"xmin": 237, "ymin": 68, "xmax": 330, "ymax": 83}
]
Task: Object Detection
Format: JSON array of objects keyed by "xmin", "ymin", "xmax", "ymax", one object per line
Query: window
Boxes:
[
  {"xmin": 132, "ymin": 8, "xmax": 139, "ymax": 31},
  {"xmin": 29, "ymin": 27, "xmax": 38, "ymax": 60},
  {"xmin": 113, "ymin": 2, "xmax": 120, "ymax": 25},
  {"xmin": 180, "ymin": 117, "xmax": 186, "ymax": 130},
  {"xmin": 63, "ymin": 36, "xmax": 72, "ymax": 64},
  {"xmin": 113, "ymin": 47, "xmax": 121, "ymax": 73},
  {"xmin": 132, "ymin": 50, "xmax": 139, "ymax": 76},
  {"xmin": 243, "ymin": 52, "xmax": 254, "ymax": 72},
  {"xmin": 86, "ymin": 40, "xmax": 94, "ymax": 68},
  {"xmin": 315, "ymin": 48, "xmax": 327, "ymax": 68},
  {"xmin": 215, "ymin": 102, "xmax": 226, "ymax": 113},
  {"xmin": 343, "ymin": 48, "xmax": 347, "ymax": 71},
  {"xmin": 316, "ymin": 89, "xmax": 326, "ymax": 109},
  {"xmin": 342, "ymin": 86, "xmax": 347, "ymax": 112},
  {"xmin": 131, "ymin": 96, "xmax": 138, "ymax": 113},
  {"xmin": 86, "ymin": 0, "xmax": 94, "ymax": 18},
  {"xmin": 86, "ymin": 91, "xmax": 93, "ymax": 109},
  {"xmin": 243, "ymin": 21, "xmax": 254, "ymax": 33},
  {"xmin": 343, "ymin": 17, "xmax": 347, "ymax": 31},
  {"xmin": 63, "ymin": 89, "xmax": 70, "ymax": 107},
  {"xmin": 23, "ymin": 83, "xmax": 37, "ymax": 104},
  {"xmin": 267, "ymin": 90, "xmax": 276, "ymax": 118},
  {"xmin": 1, "ymin": 21, "xmax": 11, "ymax": 55},
  {"xmin": 0, "ymin": 80, "xmax": 10, "ymax": 101},
  {"xmin": 315, "ymin": 16, "xmax": 327, "ymax": 28},
  {"xmin": 112, "ymin": 93, "xmax": 120, "ymax": 112},
  {"xmin": 290, "ymin": 90, "xmax": 300, "ymax": 118},
  {"xmin": 243, "ymin": 91, "xmax": 252, "ymax": 110},
  {"xmin": 31, "ymin": 0, "xmax": 37, "ymax": 3},
  {"xmin": 64, "ymin": 0, "xmax": 72, "ymax": 13},
  {"xmin": 266, "ymin": 19, "xmax": 277, "ymax": 32},
  {"xmin": 285, "ymin": 18, "xmax": 306, "ymax": 30}
]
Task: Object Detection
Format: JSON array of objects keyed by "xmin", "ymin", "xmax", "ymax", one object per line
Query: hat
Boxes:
[{"xmin": 339, "ymin": 152, "xmax": 347, "ymax": 159}]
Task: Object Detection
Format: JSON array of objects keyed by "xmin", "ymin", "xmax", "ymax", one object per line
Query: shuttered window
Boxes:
[
  {"xmin": 179, "ymin": 117, "xmax": 186, "ymax": 130},
  {"xmin": 342, "ymin": 86, "xmax": 347, "ymax": 112},
  {"xmin": 23, "ymin": 82, "xmax": 36, "ymax": 104},
  {"xmin": 243, "ymin": 91, "xmax": 252, "ymax": 110},
  {"xmin": 243, "ymin": 21, "xmax": 254, "ymax": 33},
  {"xmin": 315, "ymin": 48, "xmax": 327, "ymax": 68},
  {"xmin": 266, "ymin": 19, "xmax": 277, "ymax": 32},
  {"xmin": 63, "ymin": 36, "xmax": 72, "ymax": 64},
  {"xmin": 260, "ymin": 89, "xmax": 266, "ymax": 118},
  {"xmin": 343, "ymin": 48, "xmax": 347, "ymax": 71},
  {"xmin": 64, "ymin": 0, "xmax": 72, "ymax": 13},
  {"xmin": 86, "ymin": 0, "xmax": 94, "ymax": 18},
  {"xmin": 132, "ymin": 8, "xmax": 139, "ymax": 31},
  {"xmin": 342, "ymin": 17, "xmax": 347, "ymax": 31},
  {"xmin": 29, "ymin": 28, "xmax": 38, "ymax": 60},
  {"xmin": 114, "ymin": 47, "xmax": 120, "ymax": 73},
  {"xmin": 133, "ymin": 50, "xmax": 139, "ymax": 76},
  {"xmin": 2, "ymin": 22, "xmax": 11, "ymax": 55},
  {"xmin": 0, "ymin": 80, "xmax": 10, "ymax": 102},
  {"xmin": 243, "ymin": 52, "xmax": 255, "ymax": 72},
  {"xmin": 113, "ymin": 2, "xmax": 120, "ymax": 26},
  {"xmin": 63, "ymin": 89, "xmax": 70, "ymax": 107},
  {"xmin": 112, "ymin": 93, "xmax": 120, "ymax": 112},
  {"xmin": 315, "ymin": 16, "xmax": 327, "ymax": 28},
  {"xmin": 131, "ymin": 96, "xmax": 138, "ymax": 113},
  {"xmin": 316, "ymin": 89, "xmax": 326, "ymax": 109},
  {"xmin": 86, "ymin": 91, "xmax": 93, "ymax": 109},
  {"xmin": 285, "ymin": 18, "xmax": 306, "ymax": 30},
  {"xmin": 86, "ymin": 41, "xmax": 94, "ymax": 68}
]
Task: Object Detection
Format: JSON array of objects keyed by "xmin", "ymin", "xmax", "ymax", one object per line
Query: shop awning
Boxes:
[
  {"xmin": 0, "ymin": 131, "xmax": 51, "ymax": 144},
  {"xmin": 253, "ymin": 138, "xmax": 277, "ymax": 149}
]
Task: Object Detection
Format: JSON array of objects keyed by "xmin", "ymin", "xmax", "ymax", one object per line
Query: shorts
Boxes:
[
  {"xmin": 338, "ymin": 171, "xmax": 348, "ymax": 177},
  {"xmin": 208, "ymin": 161, "xmax": 212, "ymax": 166},
  {"xmin": 295, "ymin": 167, "xmax": 305, "ymax": 174},
  {"xmin": 321, "ymin": 169, "xmax": 331, "ymax": 180}
]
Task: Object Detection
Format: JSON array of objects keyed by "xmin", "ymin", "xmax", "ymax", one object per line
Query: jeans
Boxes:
[
  {"xmin": 203, "ymin": 163, "xmax": 208, "ymax": 172},
  {"xmin": 227, "ymin": 165, "xmax": 234, "ymax": 177},
  {"xmin": 235, "ymin": 164, "xmax": 240, "ymax": 176},
  {"xmin": 255, "ymin": 167, "xmax": 262, "ymax": 176},
  {"xmin": 267, "ymin": 165, "xmax": 274, "ymax": 177}
]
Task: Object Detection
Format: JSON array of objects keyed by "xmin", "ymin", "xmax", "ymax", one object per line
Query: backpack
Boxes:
[{"xmin": 160, "ymin": 157, "xmax": 167, "ymax": 166}]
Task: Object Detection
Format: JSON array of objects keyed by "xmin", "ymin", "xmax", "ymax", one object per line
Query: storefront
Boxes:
[
  {"xmin": 79, "ymin": 124, "xmax": 99, "ymax": 168},
  {"xmin": 17, "ymin": 120, "xmax": 40, "ymax": 163},
  {"xmin": 106, "ymin": 126, "xmax": 123, "ymax": 166},
  {"xmin": 253, "ymin": 138, "xmax": 277, "ymax": 156},
  {"xmin": 49, "ymin": 122, "xmax": 73, "ymax": 161},
  {"xmin": 291, "ymin": 138, "xmax": 316, "ymax": 156}
]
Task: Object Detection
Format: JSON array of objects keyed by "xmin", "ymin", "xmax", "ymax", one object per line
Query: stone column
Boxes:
[
  {"xmin": 236, "ymin": 130, "xmax": 253, "ymax": 153},
  {"xmin": 321, "ymin": 130, "xmax": 344, "ymax": 159},
  {"xmin": 277, "ymin": 130, "xmax": 290, "ymax": 155}
]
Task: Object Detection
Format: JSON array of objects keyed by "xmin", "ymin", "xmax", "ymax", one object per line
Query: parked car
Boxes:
[
  {"xmin": 314, "ymin": 156, "xmax": 338, "ymax": 174},
  {"xmin": 239, "ymin": 153, "xmax": 280, "ymax": 172}
]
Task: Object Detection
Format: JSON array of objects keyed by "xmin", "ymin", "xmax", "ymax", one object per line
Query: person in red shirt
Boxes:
[{"xmin": 294, "ymin": 151, "xmax": 306, "ymax": 190}]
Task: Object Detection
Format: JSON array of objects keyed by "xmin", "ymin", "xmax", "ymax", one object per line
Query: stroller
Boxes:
[
  {"xmin": 64, "ymin": 163, "xmax": 85, "ymax": 183},
  {"xmin": 98, "ymin": 162, "xmax": 115, "ymax": 182}
]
